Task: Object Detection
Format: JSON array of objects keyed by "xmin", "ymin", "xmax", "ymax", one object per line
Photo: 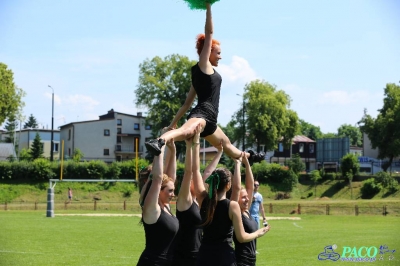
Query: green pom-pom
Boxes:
[{"xmin": 183, "ymin": 0, "xmax": 220, "ymax": 10}]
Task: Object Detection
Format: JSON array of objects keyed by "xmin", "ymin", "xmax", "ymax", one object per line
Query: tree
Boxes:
[
  {"xmin": 337, "ymin": 124, "xmax": 362, "ymax": 147},
  {"xmin": 341, "ymin": 153, "xmax": 360, "ymax": 199},
  {"xmin": 310, "ymin": 170, "xmax": 322, "ymax": 197},
  {"xmin": 73, "ymin": 148, "xmax": 84, "ymax": 162},
  {"xmin": 297, "ymin": 119, "xmax": 323, "ymax": 140},
  {"xmin": 244, "ymin": 80, "xmax": 299, "ymax": 152},
  {"xmin": 30, "ymin": 133, "xmax": 44, "ymax": 160},
  {"xmin": 322, "ymin": 132, "xmax": 337, "ymax": 138},
  {"xmin": 24, "ymin": 114, "xmax": 38, "ymax": 129},
  {"xmin": 0, "ymin": 63, "xmax": 26, "ymax": 125},
  {"xmin": 135, "ymin": 54, "xmax": 196, "ymax": 157},
  {"xmin": 4, "ymin": 113, "xmax": 18, "ymax": 144},
  {"xmin": 286, "ymin": 153, "xmax": 305, "ymax": 175},
  {"xmin": 359, "ymin": 83, "xmax": 400, "ymax": 172}
]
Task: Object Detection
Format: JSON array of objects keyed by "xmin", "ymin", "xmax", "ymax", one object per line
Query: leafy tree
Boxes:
[
  {"xmin": 310, "ymin": 170, "xmax": 322, "ymax": 197},
  {"xmin": 4, "ymin": 113, "xmax": 18, "ymax": 144},
  {"xmin": 135, "ymin": 54, "xmax": 196, "ymax": 157},
  {"xmin": 19, "ymin": 148, "xmax": 32, "ymax": 161},
  {"xmin": 341, "ymin": 153, "xmax": 360, "ymax": 199},
  {"xmin": 0, "ymin": 63, "xmax": 26, "ymax": 124},
  {"xmin": 322, "ymin": 132, "xmax": 337, "ymax": 138},
  {"xmin": 30, "ymin": 133, "xmax": 44, "ymax": 160},
  {"xmin": 24, "ymin": 114, "xmax": 38, "ymax": 129},
  {"xmin": 244, "ymin": 80, "xmax": 299, "ymax": 152},
  {"xmin": 297, "ymin": 119, "xmax": 323, "ymax": 140},
  {"xmin": 337, "ymin": 124, "xmax": 362, "ymax": 147},
  {"xmin": 359, "ymin": 83, "xmax": 400, "ymax": 171},
  {"xmin": 285, "ymin": 153, "xmax": 305, "ymax": 175},
  {"xmin": 220, "ymin": 120, "xmax": 241, "ymax": 148},
  {"xmin": 72, "ymin": 148, "xmax": 84, "ymax": 162}
]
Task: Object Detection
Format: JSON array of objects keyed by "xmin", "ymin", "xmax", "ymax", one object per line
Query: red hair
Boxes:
[{"xmin": 196, "ymin": 34, "xmax": 220, "ymax": 56}]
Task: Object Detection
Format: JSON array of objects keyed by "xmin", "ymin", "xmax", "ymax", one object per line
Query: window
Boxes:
[
  {"xmin": 117, "ymin": 119, "xmax": 122, "ymax": 126},
  {"xmin": 54, "ymin": 143, "xmax": 59, "ymax": 152},
  {"xmin": 117, "ymin": 136, "xmax": 121, "ymax": 143},
  {"xmin": 309, "ymin": 144, "xmax": 314, "ymax": 153},
  {"xmin": 104, "ymin": 149, "xmax": 110, "ymax": 155},
  {"xmin": 145, "ymin": 125, "xmax": 152, "ymax": 130},
  {"xmin": 116, "ymin": 145, "xmax": 121, "ymax": 151},
  {"xmin": 104, "ymin": 129, "xmax": 110, "ymax": 136},
  {"xmin": 116, "ymin": 156, "xmax": 122, "ymax": 162},
  {"xmin": 299, "ymin": 143, "xmax": 304, "ymax": 153},
  {"xmin": 117, "ymin": 128, "xmax": 121, "ymax": 134},
  {"xmin": 278, "ymin": 143, "xmax": 283, "ymax": 152},
  {"xmin": 68, "ymin": 129, "xmax": 71, "ymax": 140},
  {"xmin": 134, "ymin": 123, "xmax": 140, "ymax": 130}
]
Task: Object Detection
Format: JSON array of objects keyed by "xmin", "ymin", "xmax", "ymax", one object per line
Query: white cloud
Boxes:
[
  {"xmin": 218, "ymin": 56, "xmax": 259, "ymax": 84},
  {"xmin": 64, "ymin": 95, "xmax": 100, "ymax": 111},
  {"xmin": 318, "ymin": 90, "xmax": 371, "ymax": 105}
]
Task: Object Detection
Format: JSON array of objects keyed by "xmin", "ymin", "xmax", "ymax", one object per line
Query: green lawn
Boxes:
[{"xmin": 1, "ymin": 212, "xmax": 399, "ymax": 266}]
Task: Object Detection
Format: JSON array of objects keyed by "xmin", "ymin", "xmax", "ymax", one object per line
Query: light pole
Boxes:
[
  {"xmin": 48, "ymin": 85, "xmax": 54, "ymax": 161},
  {"xmin": 236, "ymin": 94, "xmax": 245, "ymax": 151}
]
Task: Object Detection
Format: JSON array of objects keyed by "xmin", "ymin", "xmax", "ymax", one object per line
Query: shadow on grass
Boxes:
[{"xmin": 320, "ymin": 181, "xmax": 347, "ymax": 198}]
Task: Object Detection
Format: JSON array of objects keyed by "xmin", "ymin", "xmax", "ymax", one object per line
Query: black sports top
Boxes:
[
  {"xmin": 137, "ymin": 206, "xmax": 179, "ymax": 265},
  {"xmin": 200, "ymin": 198, "xmax": 233, "ymax": 245},
  {"xmin": 174, "ymin": 202, "xmax": 203, "ymax": 258},
  {"xmin": 233, "ymin": 211, "xmax": 258, "ymax": 263},
  {"xmin": 191, "ymin": 63, "xmax": 222, "ymax": 114}
]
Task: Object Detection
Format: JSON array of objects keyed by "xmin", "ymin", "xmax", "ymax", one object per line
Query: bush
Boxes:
[
  {"xmin": 324, "ymin": 172, "xmax": 337, "ymax": 180},
  {"xmin": 360, "ymin": 178, "xmax": 382, "ymax": 199},
  {"xmin": 375, "ymin": 171, "xmax": 399, "ymax": 192},
  {"xmin": 31, "ymin": 158, "xmax": 55, "ymax": 180}
]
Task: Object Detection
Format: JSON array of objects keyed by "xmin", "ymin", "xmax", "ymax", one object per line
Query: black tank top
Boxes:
[
  {"xmin": 233, "ymin": 211, "xmax": 258, "ymax": 263},
  {"xmin": 138, "ymin": 207, "xmax": 179, "ymax": 265},
  {"xmin": 174, "ymin": 202, "xmax": 203, "ymax": 258},
  {"xmin": 191, "ymin": 63, "xmax": 222, "ymax": 114},
  {"xmin": 201, "ymin": 198, "xmax": 233, "ymax": 245}
]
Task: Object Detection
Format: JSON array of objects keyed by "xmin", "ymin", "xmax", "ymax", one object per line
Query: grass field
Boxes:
[{"xmin": 1, "ymin": 211, "xmax": 399, "ymax": 266}]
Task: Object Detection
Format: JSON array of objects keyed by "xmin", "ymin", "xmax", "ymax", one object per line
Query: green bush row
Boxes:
[{"xmin": 0, "ymin": 159, "xmax": 150, "ymax": 180}]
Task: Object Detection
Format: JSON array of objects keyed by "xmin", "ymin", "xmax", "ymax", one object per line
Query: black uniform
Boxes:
[
  {"xmin": 187, "ymin": 63, "xmax": 222, "ymax": 137},
  {"xmin": 172, "ymin": 202, "xmax": 203, "ymax": 266},
  {"xmin": 233, "ymin": 211, "xmax": 258, "ymax": 266},
  {"xmin": 137, "ymin": 207, "xmax": 179, "ymax": 266},
  {"xmin": 196, "ymin": 199, "xmax": 236, "ymax": 266}
]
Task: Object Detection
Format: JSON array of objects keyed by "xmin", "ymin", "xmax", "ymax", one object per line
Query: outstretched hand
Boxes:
[{"xmin": 242, "ymin": 152, "xmax": 250, "ymax": 167}]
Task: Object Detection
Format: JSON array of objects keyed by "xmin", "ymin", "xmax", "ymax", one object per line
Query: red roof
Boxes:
[{"xmin": 292, "ymin": 135, "xmax": 316, "ymax": 143}]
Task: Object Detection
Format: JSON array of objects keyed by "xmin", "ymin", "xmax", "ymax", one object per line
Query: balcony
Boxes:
[{"xmin": 114, "ymin": 145, "xmax": 143, "ymax": 153}]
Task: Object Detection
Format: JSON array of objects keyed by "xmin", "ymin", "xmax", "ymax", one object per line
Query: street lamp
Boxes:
[
  {"xmin": 236, "ymin": 94, "xmax": 245, "ymax": 151},
  {"xmin": 48, "ymin": 85, "xmax": 54, "ymax": 161}
]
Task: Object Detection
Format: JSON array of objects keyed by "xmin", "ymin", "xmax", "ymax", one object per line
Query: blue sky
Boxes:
[{"xmin": 1, "ymin": 0, "xmax": 399, "ymax": 134}]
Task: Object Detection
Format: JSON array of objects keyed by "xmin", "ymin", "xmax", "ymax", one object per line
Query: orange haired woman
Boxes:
[{"xmin": 145, "ymin": 3, "xmax": 264, "ymax": 165}]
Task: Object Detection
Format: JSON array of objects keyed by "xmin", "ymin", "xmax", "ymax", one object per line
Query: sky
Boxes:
[{"xmin": 1, "ymin": 0, "xmax": 399, "ymax": 134}]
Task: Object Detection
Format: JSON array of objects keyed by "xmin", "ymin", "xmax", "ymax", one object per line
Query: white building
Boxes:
[{"xmin": 59, "ymin": 109, "xmax": 153, "ymax": 162}]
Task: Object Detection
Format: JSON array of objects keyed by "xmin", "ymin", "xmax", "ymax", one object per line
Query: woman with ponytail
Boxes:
[
  {"xmin": 137, "ymin": 145, "xmax": 179, "ymax": 266},
  {"xmin": 191, "ymin": 131, "xmax": 268, "ymax": 266},
  {"xmin": 145, "ymin": 2, "xmax": 265, "ymax": 165}
]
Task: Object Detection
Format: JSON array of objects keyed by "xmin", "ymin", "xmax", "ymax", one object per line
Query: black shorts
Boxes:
[{"xmin": 187, "ymin": 102, "xmax": 218, "ymax": 137}]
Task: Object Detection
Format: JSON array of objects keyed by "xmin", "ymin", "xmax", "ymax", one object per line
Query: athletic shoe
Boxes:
[
  {"xmin": 248, "ymin": 150, "xmax": 265, "ymax": 165},
  {"xmin": 145, "ymin": 139, "xmax": 165, "ymax": 156},
  {"xmin": 254, "ymin": 151, "xmax": 265, "ymax": 163}
]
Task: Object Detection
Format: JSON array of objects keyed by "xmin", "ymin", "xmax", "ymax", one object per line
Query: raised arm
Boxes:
[
  {"xmin": 202, "ymin": 141, "xmax": 223, "ymax": 181},
  {"xmin": 230, "ymin": 200, "xmax": 268, "ymax": 243},
  {"xmin": 230, "ymin": 153, "xmax": 243, "ymax": 202},
  {"xmin": 176, "ymin": 137, "xmax": 193, "ymax": 212},
  {"xmin": 198, "ymin": 3, "xmax": 214, "ymax": 72},
  {"xmin": 164, "ymin": 138, "xmax": 176, "ymax": 182},
  {"xmin": 167, "ymin": 86, "xmax": 196, "ymax": 130},
  {"xmin": 192, "ymin": 126, "xmax": 207, "ymax": 207},
  {"xmin": 243, "ymin": 154, "xmax": 255, "ymax": 206},
  {"xmin": 142, "ymin": 146, "xmax": 165, "ymax": 224}
]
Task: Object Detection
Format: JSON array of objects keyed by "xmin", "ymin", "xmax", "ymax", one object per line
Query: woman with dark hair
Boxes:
[
  {"xmin": 232, "ymin": 154, "xmax": 271, "ymax": 266},
  {"xmin": 145, "ymin": 3, "xmax": 265, "ymax": 165},
  {"xmin": 137, "ymin": 145, "xmax": 178, "ymax": 266},
  {"xmin": 191, "ymin": 131, "xmax": 268, "ymax": 266},
  {"xmin": 173, "ymin": 125, "xmax": 223, "ymax": 266}
]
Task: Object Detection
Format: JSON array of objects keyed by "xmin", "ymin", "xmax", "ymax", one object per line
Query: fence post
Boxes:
[
  {"xmin": 124, "ymin": 200, "xmax": 126, "ymax": 211},
  {"xmin": 355, "ymin": 205, "xmax": 359, "ymax": 216},
  {"xmin": 269, "ymin": 203, "xmax": 273, "ymax": 214},
  {"xmin": 35, "ymin": 201, "xmax": 38, "ymax": 210},
  {"xmin": 297, "ymin": 204, "xmax": 301, "ymax": 215},
  {"xmin": 64, "ymin": 201, "xmax": 68, "ymax": 210},
  {"xmin": 94, "ymin": 200, "xmax": 97, "ymax": 211},
  {"xmin": 326, "ymin": 204, "xmax": 330, "ymax": 215},
  {"xmin": 5, "ymin": 202, "xmax": 7, "ymax": 211},
  {"xmin": 383, "ymin": 205, "xmax": 387, "ymax": 216}
]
